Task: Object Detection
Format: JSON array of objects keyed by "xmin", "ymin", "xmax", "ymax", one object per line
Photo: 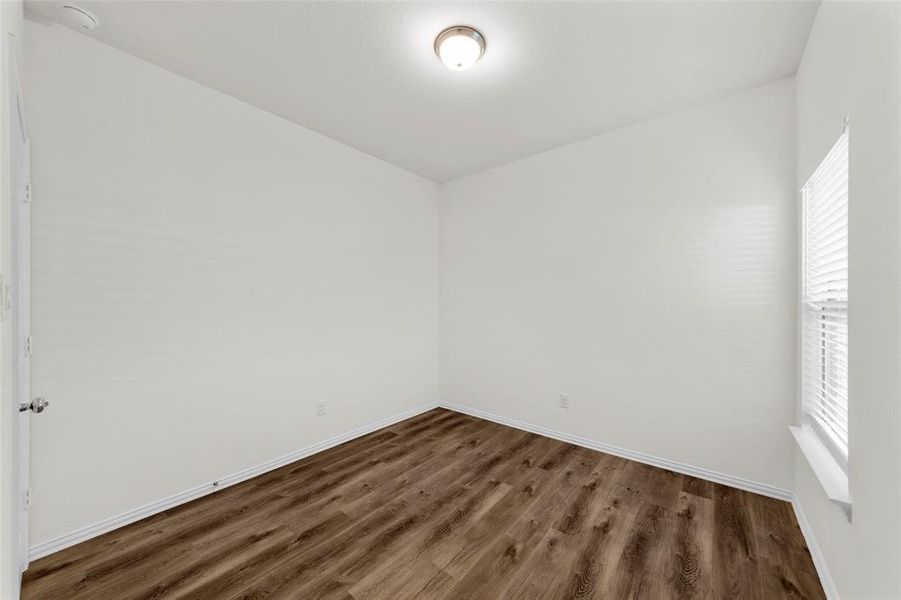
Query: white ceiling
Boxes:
[{"xmin": 25, "ymin": 1, "xmax": 819, "ymax": 182}]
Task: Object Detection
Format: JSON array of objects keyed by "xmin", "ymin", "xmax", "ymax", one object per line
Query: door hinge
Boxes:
[
  {"xmin": 24, "ymin": 487, "xmax": 31, "ymax": 509},
  {"xmin": 24, "ymin": 182, "xmax": 31, "ymax": 204},
  {"xmin": 0, "ymin": 274, "xmax": 8, "ymax": 322},
  {"xmin": 24, "ymin": 335, "xmax": 33, "ymax": 357}
]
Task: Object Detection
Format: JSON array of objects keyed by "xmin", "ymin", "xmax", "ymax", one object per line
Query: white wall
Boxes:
[
  {"xmin": 794, "ymin": 3, "xmax": 901, "ymax": 598},
  {"xmin": 24, "ymin": 21, "xmax": 439, "ymax": 548},
  {"xmin": 441, "ymin": 79, "xmax": 797, "ymax": 490}
]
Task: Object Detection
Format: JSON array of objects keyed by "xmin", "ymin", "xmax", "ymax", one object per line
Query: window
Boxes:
[{"xmin": 801, "ymin": 130, "xmax": 849, "ymax": 471}]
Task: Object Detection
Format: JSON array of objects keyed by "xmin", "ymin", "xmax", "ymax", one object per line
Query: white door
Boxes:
[{"xmin": 8, "ymin": 39, "xmax": 34, "ymax": 575}]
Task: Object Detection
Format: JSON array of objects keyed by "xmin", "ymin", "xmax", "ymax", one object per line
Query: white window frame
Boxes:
[{"xmin": 791, "ymin": 127, "xmax": 851, "ymax": 517}]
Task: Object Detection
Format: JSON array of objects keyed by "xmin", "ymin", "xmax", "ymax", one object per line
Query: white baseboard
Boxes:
[
  {"xmin": 28, "ymin": 400, "xmax": 440, "ymax": 561},
  {"xmin": 791, "ymin": 495, "xmax": 840, "ymax": 600},
  {"xmin": 439, "ymin": 401, "xmax": 792, "ymax": 501}
]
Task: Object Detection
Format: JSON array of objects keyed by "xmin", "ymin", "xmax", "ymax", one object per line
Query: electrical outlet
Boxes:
[
  {"xmin": 559, "ymin": 394, "xmax": 570, "ymax": 409},
  {"xmin": 316, "ymin": 400, "xmax": 327, "ymax": 416}
]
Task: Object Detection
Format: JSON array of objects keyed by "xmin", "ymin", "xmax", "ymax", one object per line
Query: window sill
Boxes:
[{"xmin": 790, "ymin": 425, "xmax": 852, "ymax": 520}]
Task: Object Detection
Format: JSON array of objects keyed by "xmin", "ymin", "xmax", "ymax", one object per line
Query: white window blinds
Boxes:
[{"xmin": 801, "ymin": 130, "xmax": 849, "ymax": 470}]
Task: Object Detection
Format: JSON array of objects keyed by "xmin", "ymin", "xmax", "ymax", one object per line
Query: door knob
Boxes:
[{"xmin": 19, "ymin": 397, "xmax": 49, "ymax": 413}]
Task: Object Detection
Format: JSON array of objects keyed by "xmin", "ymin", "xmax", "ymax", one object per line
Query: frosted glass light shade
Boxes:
[{"xmin": 435, "ymin": 26, "xmax": 486, "ymax": 71}]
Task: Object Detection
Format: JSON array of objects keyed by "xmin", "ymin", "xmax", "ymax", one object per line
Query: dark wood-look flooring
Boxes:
[{"xmin": 22, "ymin": 408, "xmax": 825, "ymax": 600}]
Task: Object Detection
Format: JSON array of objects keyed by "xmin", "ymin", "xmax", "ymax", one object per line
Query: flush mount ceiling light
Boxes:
[{"xmin": 434, "ymin": 26, "xmax": 486, "ymax": 71}]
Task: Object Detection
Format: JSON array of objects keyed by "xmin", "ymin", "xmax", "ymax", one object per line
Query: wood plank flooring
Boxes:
[{"xmin": 21, "ymin": 408, "xmax": 826, "ymax": 599}]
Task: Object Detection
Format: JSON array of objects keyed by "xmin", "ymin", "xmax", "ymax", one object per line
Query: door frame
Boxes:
[
  {"xmin": 3, "ymin": 30, "xmax": 30, "ymax": 594},
  {"xmin": 10, "ymin": 34, "xmax": 29, "ymax": 574}
]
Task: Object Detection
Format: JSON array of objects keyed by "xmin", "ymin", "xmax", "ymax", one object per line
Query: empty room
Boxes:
[{"xmin": 0, "ymin": 1, "xmax": 899, "ymax": 598}]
